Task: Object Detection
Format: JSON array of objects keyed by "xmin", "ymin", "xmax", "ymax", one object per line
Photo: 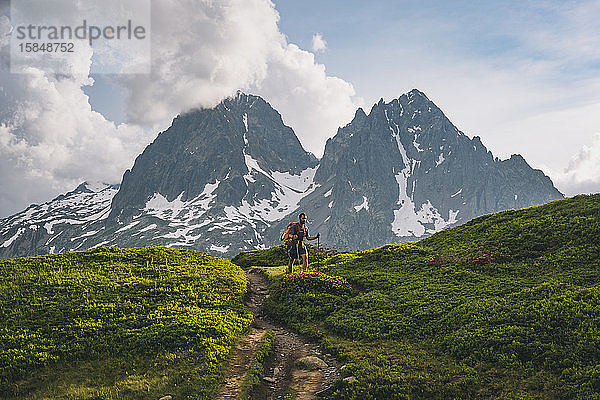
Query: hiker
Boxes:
[{"xmin": 286, "ymin": 212, "xmax": 320, "ymax": 274}]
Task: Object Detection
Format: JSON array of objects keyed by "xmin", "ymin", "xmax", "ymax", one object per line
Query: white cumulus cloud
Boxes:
[
  {"xmin": 547, "ymin": 132, "xmax": 600, "ymax": 196},
  {"xmin": 117, "ymin": 0, "xmax": 280, "ymax": 125},
  {"xmin": 0, "ymin": 66, "xmax": 152, "ymax": 218},
  {"xmin": 311, "ymin": 33, "xmax": 327, "ymax": 53},
  {"xmin": 251, "ymin": 42, "xmax": 359, "ymax": 156},
  {"xmin": 0, "ymin": 3, "xmax": 152, "ymax": 217}
]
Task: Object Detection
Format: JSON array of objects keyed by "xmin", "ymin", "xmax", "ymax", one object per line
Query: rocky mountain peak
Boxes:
[
  {"xmin": 407, "ymin": 88, "xmax": 428, "ymax": 99},
  {"xmin": 107, "ymin": 92, "xmax": 317, "ymax": 223},
  {"xmin": 79, "ymin": 181, "xmax": 117, "ymax": 193},
  {"xmin": 353, "ymin": 107, "xmax": 367, "ymax": 121}
]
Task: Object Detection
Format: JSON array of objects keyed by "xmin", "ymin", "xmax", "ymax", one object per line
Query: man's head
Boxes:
[{"xmin": 298, "ymin": 212, "xmax": 307, "ymax": 224}]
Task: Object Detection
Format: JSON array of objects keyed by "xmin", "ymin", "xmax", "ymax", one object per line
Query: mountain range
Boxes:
[{"xmin": 0, "ymin": 90, "xmax": 563, "ymax": 258}]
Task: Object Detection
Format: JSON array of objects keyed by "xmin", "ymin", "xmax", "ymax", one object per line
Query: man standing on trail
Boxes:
[{"xmin": 287, "ymin": 212, "xmax": 320, "ymax": 274}]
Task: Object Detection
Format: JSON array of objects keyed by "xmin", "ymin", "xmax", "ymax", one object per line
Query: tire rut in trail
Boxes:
[
  {"xmin": 216, "ymin": 328, "xmax": 267, "ymax": 400},
  {"xmin": 219, "ymin": 268, "xmax": 341, "ymax": 400}
]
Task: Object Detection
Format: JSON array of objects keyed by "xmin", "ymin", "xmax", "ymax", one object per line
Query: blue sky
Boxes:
[
  {"xmin": 2, "ymin": 0, "xmax": 600, "ymax": 217},
  {"xmin": 276, "ymin": 0, "xmax": 600, "ymax": 90}
]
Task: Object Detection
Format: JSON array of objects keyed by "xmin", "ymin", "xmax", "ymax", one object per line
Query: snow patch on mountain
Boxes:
[
  {"xmin": 232, "ymin": 165, "xmax": 319, "ymax": 223},
  {"xmin": 451, "ymin": 189, "xmax": 463, "ymax": 197},
  {"xmin": 136, "ymin": 224, "xmax": 157, "ymax": 234},
  {"xmin": 116, "ymin": 221, "xmax": 141, "ymax": 233},
  {"xmin": 144, "ymin": 180, "xmax": 220, "ymax": 222},
  {"xmin": 44, "ymin": 219, "xmax": 86, "ymax": 235},
  {"xmin": 0, "ymin": 184, "xmax": 119, "ymax": 244},
  {"xmin": 0, "ymin": 228, "xmax": 25, "ymax": 248},
  {"xmin": 210, "ymin": 244, "xmax": 230, "ymax": 253},
  {"xmin": 84, "ymin": 181, "xmax": 113, "ymax": 192},
  {"xmin": 416, "ymin": 201, "xmax": 459, "ymax": 233},
  {"xmin": 390, "ymin": 121, "xmax": 458, "ymax": 237},
  {"xmin": 413, "ymin": 136, "xmax": 424, "ymax": 152},
  {"xmin": 436, "ymin": 153, "xmax": 445, "ymax": 166},
  {"xmin": 391, "ymin": 124, "xmax": 420, "ymax": 235},
  {"xmin": 354, "ymin": 196, "xmax": 369, "ymax": 212}
]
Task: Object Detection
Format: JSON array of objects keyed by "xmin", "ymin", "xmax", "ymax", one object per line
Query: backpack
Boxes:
[{"xmin": 281, "ymin": 222, "xmax": 296, "ymax": 245}]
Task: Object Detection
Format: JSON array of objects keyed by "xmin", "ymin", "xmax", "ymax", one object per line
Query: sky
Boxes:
[{"xmin": 1, "ymin": 0, "xmax": 599, "ymax": 218}]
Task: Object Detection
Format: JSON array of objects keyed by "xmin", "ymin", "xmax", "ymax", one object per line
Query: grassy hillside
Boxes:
[
  {"xmin": 243, "ymin": 194, "xmax": 600, "ymax": 399},
  {"xmin": 231, "ymin": 243, "xmax": 339, "ymax": 268},
  {"xmin": 0, "ymin": 246, "xmax": 253, "ymax": 399}
]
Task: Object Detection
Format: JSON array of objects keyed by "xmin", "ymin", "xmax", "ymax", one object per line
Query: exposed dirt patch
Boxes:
[{"xmin": 219, "ymin": 269, "xmax": 341, "ymax": 400}]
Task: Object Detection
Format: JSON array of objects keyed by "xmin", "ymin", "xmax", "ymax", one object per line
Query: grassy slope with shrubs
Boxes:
[
  {"xmin": 236, "ymin": 194, "xmax": 600, "ymax": 399},
  {"xmin": 231, "ymin": 244, "xmax": 339, "ymax": 269},
  {"xmin": 0, "ymin": 246, "xmax": 253, "ymax": 399}
]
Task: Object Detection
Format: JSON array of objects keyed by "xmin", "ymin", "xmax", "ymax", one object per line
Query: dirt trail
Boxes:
[{"xmin": 217, "ymin": 269, "xmax": 340, "ymax": 400}]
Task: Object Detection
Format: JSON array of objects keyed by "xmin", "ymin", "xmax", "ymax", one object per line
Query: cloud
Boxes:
[
  {"xmin": 0, "ymin": 66, "xmax": 152, "ymax": 217},
  {"xmin": 544, "ymin": 133, "xmax": 600, "ymax": 196},
  {"xmin": 251, "ymin": 42, "xmax": 360, "ymax": 156},
  {"xmin": 0, "ymin": 0, "xmax": 360, "ymax": 217},
  {"xmin": 311, "ymin": 33, "xmax": 327, "ymax": 53},
  {"xmin": 0, "ymin": 2, "xmax": 154, "ymax": 217},
  {"xmin": 117, "ymin": 0, "xmax": 280, "ymax": 124}
]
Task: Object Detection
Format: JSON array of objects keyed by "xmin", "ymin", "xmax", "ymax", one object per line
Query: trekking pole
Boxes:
[
  {"xmin": 317, "ymin": 235, "xmax": 320, "ymax": 271},
  {"xmin": 296, "ymin": 241, "xmax": 300, "ymax": 273}
]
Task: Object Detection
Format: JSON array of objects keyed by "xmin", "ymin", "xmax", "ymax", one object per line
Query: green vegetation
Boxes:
[
  {"xmin": 267, "ymin": 272, "xmax": 354, "ymax": 341},
  {"xmin": 237, "ymin": 329, "xmax": 274, "ymax": 400},
  {"xmin": 277, "ymin": 271, "xmax": 352, "ymax": 296},
  {"xmin": 232, "ymin": 244, "xmax": 339, "ymax": 269},
  {"xmin": 247, "ymin": 194, "xmax": 600, "ymax": 399},
  {"xmin": 0, "ymin": 246, "xmax": 253, "ymax": 399},
  {"xmin": 232, "ymin": 245, "xmax": 288, "ymax": 268}
]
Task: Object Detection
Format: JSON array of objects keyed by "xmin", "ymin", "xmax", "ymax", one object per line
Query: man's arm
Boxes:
[{"xmin": 307, "ymin": 232, "xmax": 320, "ymax": 240}]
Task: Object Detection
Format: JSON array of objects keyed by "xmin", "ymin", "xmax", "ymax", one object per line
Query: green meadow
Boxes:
[
  {"xmin": 0, "ymin": 247, "xmax": 252, "ymax": 399},
  {"xmin": 2, "ymin": 193, "xmax": 599, "ymax": 399},
  {"xmin": 236, "ymin": 194, "xmax": 600, "ymax": 399}
]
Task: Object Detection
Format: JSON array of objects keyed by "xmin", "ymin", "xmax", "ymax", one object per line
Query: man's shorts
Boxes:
[{"xmin": 287, "ymin": 242, "xmax": 306, "ymax": 259}]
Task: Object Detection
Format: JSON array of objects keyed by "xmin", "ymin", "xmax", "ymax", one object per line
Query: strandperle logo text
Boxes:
[{"xmin": 14, "ymin": 19, "xmax": 147, "ymax": 46}]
